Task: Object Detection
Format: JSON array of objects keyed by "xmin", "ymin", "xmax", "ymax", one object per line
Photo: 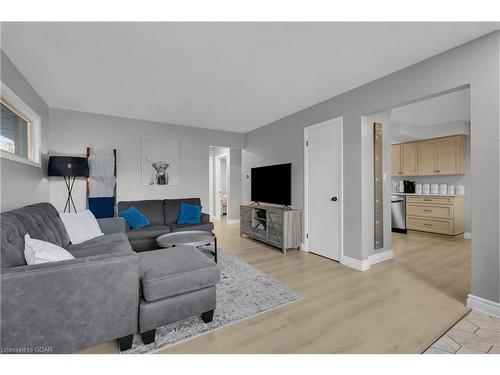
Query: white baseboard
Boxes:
[
  {"xmin": 466, "ymin": 294, "xmax": 500, "ymax": 318},
  {"xmin": 300, "ymin": 243, "xmax": 307, "ymax": 252},
  {"xmin": 340, "ymin": 250, "xmax": 393, "ymax": 272},
  {"xmin": 340, "ymin": 255, "xmax": 370, "ymax": 271},
  {"xmin": 369, "ymin": 249, "xmax": 393, "ymax": 266},
  {"xmin": 464, "ymin": 232, "xmax": 472, "ymax": 239},
  {"xmin": 227, "ymin": 219, "xmax": 240, "ymax": 225}
]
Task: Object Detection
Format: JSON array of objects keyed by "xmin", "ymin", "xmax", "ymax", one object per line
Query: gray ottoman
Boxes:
[{"xmin": 137, "ymin": 246, "xmax": 220, "ymax": 344}]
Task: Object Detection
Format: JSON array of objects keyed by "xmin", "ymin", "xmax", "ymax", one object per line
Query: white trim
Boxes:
[
  {"xmin": 0, "ymin": 82, "xmax": 41, "ymax": 167},
  {"xmin": 466, "ymin": 294, "xmax": 500, "ymax": 318},
  {"xmin": 464, "ymin": 232, "xmax": 472, "ymax": 239},
  {"xmin": 369, "ymin": 249, "xmax": 394, "ymax": 266},
  {"xmin": 227, "ymin": 219, "xmax": 240, "ymax": 225},
  {"xmin": 0, "ymin": 150, "xmax": 41, "ymax": 167},
  {"xmin": 303, "ymin": 116, "xmax": 344, "ymax": 260},
  {"xmin": 339, "ymin": 250, "xmax": 393, "ymax": 272},
  {"xmin": 340, "ymin": 255, "xmax": 370, "ymax": 272},
  {"xmin": 300, "ymin": 243, "xmax": 307, "ymax": 252}
]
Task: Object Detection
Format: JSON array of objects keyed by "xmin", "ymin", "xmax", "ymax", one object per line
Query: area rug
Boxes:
[{"xmin": 122, "ymin": 248, "xmax": 301, "ymax": 354}]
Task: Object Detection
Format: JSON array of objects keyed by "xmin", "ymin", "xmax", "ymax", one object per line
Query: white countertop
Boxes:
[{"xmin": 392, "ymin": 192, "xmax": 465, "ymax": 197}]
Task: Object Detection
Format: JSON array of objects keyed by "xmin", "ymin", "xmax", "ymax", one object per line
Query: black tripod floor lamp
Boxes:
[{"xmin": 48, "ymin": 156, "xmax": 89, "ymax": 213}]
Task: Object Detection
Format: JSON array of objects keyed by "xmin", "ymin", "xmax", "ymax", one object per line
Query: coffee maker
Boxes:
[{"xmin": 403, "ymin": 180, "xmax": 416, "ymax": 193}]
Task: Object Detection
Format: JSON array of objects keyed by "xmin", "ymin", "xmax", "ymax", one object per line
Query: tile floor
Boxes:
[{"xmin": 425, "ymin": 310, "xmax": 500, "ymax": 354}]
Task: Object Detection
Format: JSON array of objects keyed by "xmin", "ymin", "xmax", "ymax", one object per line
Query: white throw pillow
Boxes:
[
  {"xmin": 24, "ymin": 234, "xmax": 75, "ymax": 265},
  {"xmin": 59, "ymin": 209, "xmax": 104, "ymax": 245}
]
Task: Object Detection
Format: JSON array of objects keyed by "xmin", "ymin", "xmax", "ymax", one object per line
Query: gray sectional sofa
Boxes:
[
  {"xmin": 118, "ymin": 198, "xmax": 213, "ymax": 252},
  {"xmin": 0, "ymin": 201, "xmax": 219, "ymax": 353}
]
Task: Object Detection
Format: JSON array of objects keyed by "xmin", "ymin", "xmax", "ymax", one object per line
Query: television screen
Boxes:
[{"xmin": 251, "ymin": 163, "xmax": 291, "ymax": 206}]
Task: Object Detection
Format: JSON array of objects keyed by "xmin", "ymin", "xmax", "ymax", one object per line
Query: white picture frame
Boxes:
[{"xmin": 141, "ymin": 136, "xmax": 179, "ymax": 186}]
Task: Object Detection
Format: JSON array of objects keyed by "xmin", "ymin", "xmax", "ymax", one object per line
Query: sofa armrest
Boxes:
[
  {"xmin": 201, "ymin": 213, "xmax": 210, "ymax": 224},
  {"xmin": 0, "ymin": 252, "xmax": 138, "ymax": 353},
  {"xmin": 98, "ymin": 217, "xmax": 126, "ymax": 234}
]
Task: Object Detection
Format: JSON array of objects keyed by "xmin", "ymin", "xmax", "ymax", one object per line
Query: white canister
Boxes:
[
  {"xmin": 431, "ymin": 183, "xmax": 439, "ymax": 195},
  {"xmin": 399, "ymin": 180, "xmax": 404, "ymax": 193},
  {"xmin": 447, "ymin": 185, "xmax": 455, "ymax": 195},
  {"xmin": 422, "ymin": 183, "xmax": 430, "ymax": 194},
  {"xmin": 457, "ymin": 185, "xmax": 465, "ymax": 195},
  {"xmin": 415, "ymin": 183, "xmax": 422, "ymax": 194},
  {"xmin": 439, "ymin": 184, "xmax": 447, "ymax": 195}
]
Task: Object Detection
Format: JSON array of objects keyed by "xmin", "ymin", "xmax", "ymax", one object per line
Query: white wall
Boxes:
[
  {"xmin": 0, "ymin": 51, "xmax": 50, "ymax": 212},
  {"xmin": 49, "ymin": 109, "xmax": 243, "ymax": 213},
  {"xmin": 228, "ymin": 148, "xmax": 242, "ymax": 222},
  {"xmin": 243, "ymin": 32, "xmax": 500, "ymax": 305}
]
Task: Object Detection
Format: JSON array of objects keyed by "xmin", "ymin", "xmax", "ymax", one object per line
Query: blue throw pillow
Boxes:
[
  {"xmin": 118, "ymin": 206, "xmax": 150, "ymax": 229},
  {"xmin": 177, "ymin": 202, "xmax": 202, "ymax": 225}
]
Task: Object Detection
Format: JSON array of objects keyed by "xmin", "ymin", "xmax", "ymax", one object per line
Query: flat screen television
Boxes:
[{"xmin": 251, "ymin": 163, "xmax": 291, "ymax": 206}]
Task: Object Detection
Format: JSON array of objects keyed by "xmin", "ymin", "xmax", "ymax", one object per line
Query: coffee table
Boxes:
[{"xmin": 156, "ymin": 230, "xmax": 218, "ymax": 263}]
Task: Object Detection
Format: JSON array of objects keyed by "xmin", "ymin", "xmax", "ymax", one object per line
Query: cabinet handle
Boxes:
[
  {"xmin": 424, "ymin": 209, "xmax": 432, "ymax": 212},
  {"xmin": 424, "ymin": 199, "xmax": 432, "ymax": 202},
  {"xmin": 423, "ymin": 223, "xmax": 432, "ymax": 226}
]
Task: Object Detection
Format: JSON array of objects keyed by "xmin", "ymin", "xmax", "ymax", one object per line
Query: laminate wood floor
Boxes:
[{"xmin": 80, "ymin": 220, "xmax": 470, "ymax": 354}]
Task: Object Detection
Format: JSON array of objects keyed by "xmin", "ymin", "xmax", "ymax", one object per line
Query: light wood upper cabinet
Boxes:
[
  {"xmin": 401, "ymin": 142, "xmax": 418, "ymax": 176},
  {"xmin": 436, "ymin": 136, "xmax": 465, "ymax": 174},
  {"xmin": 392, "ymin": 135, "xmax": 467, "ymax": 177},
  {"xmin": 417, "ymin": 139, "xmax": 438, "ymax": 175},
  {"xmin": 391, "ymin": 142, "xmax": 421, "ymax": 176},
  {"xmin": 391, "ymin": 144, "xmax": 401, "ymax": 176}
]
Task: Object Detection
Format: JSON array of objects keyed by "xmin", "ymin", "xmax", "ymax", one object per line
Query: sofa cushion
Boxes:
[
  {"xmin": 126, "ymin": 225, "xmax": 171, "ymax": 241},
  {"xmin": 118, "ymin": 206, "xmax": 150, "ymax": 229},
  {"xmin": 117, "ymin": 200, "xmax": 164, "ymax": 226},
  {"xmin": 177, "ymin": 203, "xmax": 202, "ymax": 225},
  {"xmin": 24, "ymin": 234, "xmax": 75, "ymax": 265},
  {"xmin": 1, "ymin": 203, "xmax": 71, "ymax": 268},
  {"xmin": 138, "ymin": 246, "xmax": 220, "ymax": 302},
  {"xmin": 169, "ymin": 222, "xmax": 214, "ymax": 232},
  {"xmin": 68, "ymin": 232, "xmax": 133, "ymax": 258},
  {"xmin": 163, "ymin": 198, "xmax": 201, "ymax": 225}
]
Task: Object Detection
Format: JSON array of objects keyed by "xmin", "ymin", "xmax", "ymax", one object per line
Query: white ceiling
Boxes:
[
  {"xmin": 391, "ymin": 89, "xmax": 470, "ymax": 127},
  {"xmin": 390, "ymin": 89, "xmax": 471, "ymax": 144},
  {"xmin": 1, "ymin": 22, "xmax": 497, "ymax": 133}
]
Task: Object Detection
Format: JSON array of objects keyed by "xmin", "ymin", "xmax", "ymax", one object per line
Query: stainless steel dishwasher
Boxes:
[{"xmin": 391, "ymin": 195, "xmax": 407, "ymax": 234}]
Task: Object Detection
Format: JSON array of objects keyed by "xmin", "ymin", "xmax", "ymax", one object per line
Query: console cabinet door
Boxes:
[
  {"xmin": 391, "ymin": 144, "xmax": 401, "ymax": 176},
  {"xmin": 240, "ymin": 206, "xmax": 252, "ymax": 234},
  {"xmin": 418, "ymin": 139, "xmax": 438, "ymax": 175},
  {"xmin": 401, "ymin": 142, "xmax": 418, "ymax": 176}
]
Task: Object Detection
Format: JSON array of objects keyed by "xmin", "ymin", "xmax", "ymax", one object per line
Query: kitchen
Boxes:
[{"xmin": 390, "ymin": 89, "xmax": 470, "ymax": 238}]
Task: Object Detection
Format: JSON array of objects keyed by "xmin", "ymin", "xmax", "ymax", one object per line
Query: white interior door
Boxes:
[
  {"xmin": 215, "ymin": 157, "xmax": 222, "ymax": 219},
  {"xmin": 305, "ymin": 117, "xmax": 342, "ymax": 261},
  {"xmin": 209, "ymin": 156, "xmax": 214, "ymax": 218}
]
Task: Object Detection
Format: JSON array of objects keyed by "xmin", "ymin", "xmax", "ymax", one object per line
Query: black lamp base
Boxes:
[{"xmin": 63, "ymin": 176, "xmax": 78, "ymax": 213}]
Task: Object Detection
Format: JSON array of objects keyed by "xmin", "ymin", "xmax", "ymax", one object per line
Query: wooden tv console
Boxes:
[{"xmin": 240, "ymin": 204, "xmax": 302, "ymax": 254}]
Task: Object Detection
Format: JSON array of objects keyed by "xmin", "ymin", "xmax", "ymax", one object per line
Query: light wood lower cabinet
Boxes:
[{"xmin": 406, "ymin": 195, "xmax": 465, "ymax": 235}]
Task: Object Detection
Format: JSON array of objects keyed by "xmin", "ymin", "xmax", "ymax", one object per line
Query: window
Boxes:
[{"xmin": 0, "ymin": 82, "xmax": 41, "ymax": 166}]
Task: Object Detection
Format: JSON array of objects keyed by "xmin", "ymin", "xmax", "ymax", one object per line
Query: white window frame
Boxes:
[{"xmin": 0, "ymin": 82, "xmax": 41, "ymax": 167}]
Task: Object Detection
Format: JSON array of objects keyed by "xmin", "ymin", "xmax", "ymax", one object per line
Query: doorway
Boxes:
[
  {"xmin": 209, "ymin": 146, "xmax": 230, "ymax": 221},
  {"xmin": 304, "ymin": 116, "xmax": 343, "ymax": 261}
]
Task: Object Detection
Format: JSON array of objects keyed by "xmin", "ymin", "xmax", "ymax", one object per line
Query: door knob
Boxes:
[{"xmin": 331, "ymin": 197, "xmax": 338, "ymax": 202}]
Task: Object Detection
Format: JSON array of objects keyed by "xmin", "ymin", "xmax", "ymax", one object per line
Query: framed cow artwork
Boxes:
[{"xmin": 141, "ymin": 136, "xmax": 179, "ymax": 186}]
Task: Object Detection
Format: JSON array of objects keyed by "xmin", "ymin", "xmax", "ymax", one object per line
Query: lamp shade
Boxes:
[{"xmin": 48, "ymin": 156, "xmax": 89, "ymax": 177}]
